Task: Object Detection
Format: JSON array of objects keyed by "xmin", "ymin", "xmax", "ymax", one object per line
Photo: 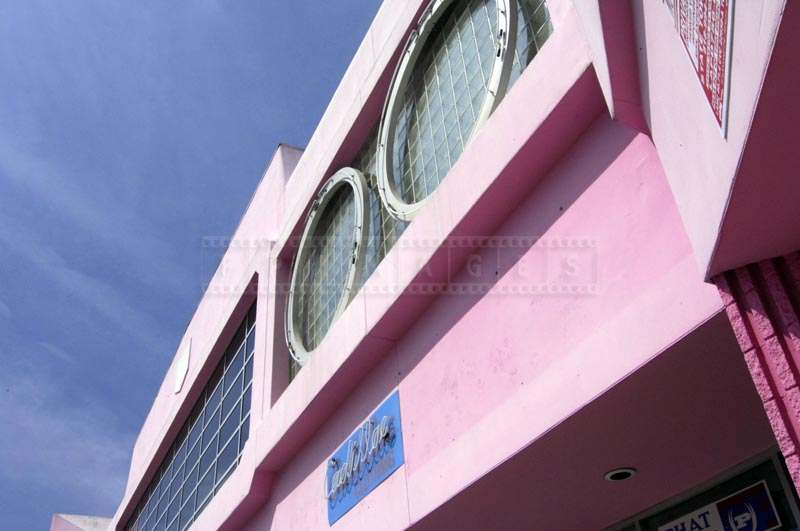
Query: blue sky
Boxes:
[{"xmin": 0, "ymin": 1, "xmax": 381, "ymax": 528}]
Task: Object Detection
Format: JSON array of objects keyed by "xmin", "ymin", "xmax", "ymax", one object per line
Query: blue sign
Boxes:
[
  {"xmin": 717, "ymin": 482, "xmax": 781, "ymax": 531},
  {"xmin": 326, "ymin": 390, "xmax": 405, "ymax": 525},
  {"xmin": 659, "ymin": 481, "xmax": 781, "ymax": 531}
]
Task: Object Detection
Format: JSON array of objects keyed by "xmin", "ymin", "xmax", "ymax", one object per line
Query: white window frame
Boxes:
[
  {"xmin": 377, "ymin": 0, "xmax": 517, "ymax": 221},
  {"xmin": 285, "ymin": 167, "xmax": 370, "ymax": 366}
]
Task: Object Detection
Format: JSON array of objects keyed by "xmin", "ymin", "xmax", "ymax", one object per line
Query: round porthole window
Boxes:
[
  {"xmin": 377, "ymin": 0, "xmax": 516, "ymax": 221},
  {"xmin": 286, "ymin": 168, "xmax": 369, "ymax": 366}
]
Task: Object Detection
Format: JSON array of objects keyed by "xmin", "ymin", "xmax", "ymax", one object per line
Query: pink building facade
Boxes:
[{"xmin": 55, "ymin": 0, "xmax": 800, "ymax": 529}]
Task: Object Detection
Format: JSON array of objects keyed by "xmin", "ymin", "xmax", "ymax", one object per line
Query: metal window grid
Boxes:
[
  {"xmin": 294, "ymin": 186, "xmax": 357, "ymax": 351},
  {"xmin": 352, "ymin": 126, "xmax": 409, "ymax": 292},
  {"xmin": 392, "ymin": 0, "xmax": 499, "ymax": 205},
  {"xmin": 351, "ymin": 1, "xmax": 552, "ymax": 293},
  {"xmin": 287, "ymin": 0, "xmax": 554, "ymax": 375},
  {"xmin": 289, "ymin": 126, "xmax": 407, "ymax": 382},
  {"xmin": 125, "ymin": 304, "xmax": 256, "ymax": 531},
  {"xmin": 508, "ymin": 0, "xmax": 553, "ymax": 87}
]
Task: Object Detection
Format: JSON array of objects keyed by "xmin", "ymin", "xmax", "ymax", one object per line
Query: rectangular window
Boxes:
[{"xmin": 125, "ymin": 302, "xmax": 256, "ymax": 531}]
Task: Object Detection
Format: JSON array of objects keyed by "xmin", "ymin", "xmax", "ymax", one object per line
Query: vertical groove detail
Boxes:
[{"xmin": 714, "ymin": 253, "xmax": 800, "ymax": 488}]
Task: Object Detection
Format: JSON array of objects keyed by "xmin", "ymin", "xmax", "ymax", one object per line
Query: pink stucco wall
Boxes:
[
  {"xmin": 101, "ymin": 0, "xmax": 795, "ymax": 530},
  {"xmin": 242, "ymin": 114, "xmax": 728, "ymax": 530},
  {"xmin": 711, "ymin": 2, "xmax": 800, "ymax": 276},
  {"xmin": 632, "ymin": 0, "xmax": 789, "ymax": 277},
  {"xmin": 411, "ymin": 310, "xmax": 775, "ymax": 530}
]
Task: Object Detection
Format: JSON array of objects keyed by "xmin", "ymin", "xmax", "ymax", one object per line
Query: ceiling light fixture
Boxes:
[{"xmin": 604, "ymin": 467, "xmax": 637, "ymax": 482}]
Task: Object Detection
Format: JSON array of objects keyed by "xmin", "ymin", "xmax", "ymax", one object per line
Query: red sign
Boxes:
[{"xmin": 663, "ymin": 0, "xmax": 734, "ymax": 134}]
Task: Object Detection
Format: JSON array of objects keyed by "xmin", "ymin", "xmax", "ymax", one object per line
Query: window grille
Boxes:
[
  {"xmin": 351, "ymin": 126, "xmax": 408, "ymax": 292},
  {"xmin": 285, "ymin": 169, "xmax": 369, "ymax": 366},
  {"xmin": 125, "ymin": 303, "xmax": 256, "ymax": 531},
  {"xmin": 377, "ymin": 0, "xmax": 514, "ymax": 220},
  {"xmin": 285, "ymin": 0, "xmax": 553, "ymax": 370},
  {"xmin": 508, "ymin": 0, "xmax": 553, "ymax": 87}
]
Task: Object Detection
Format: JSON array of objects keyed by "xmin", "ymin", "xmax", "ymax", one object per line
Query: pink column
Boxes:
[{"xmin": 714, "ymin": 252, "xmax": 800, "ymax": 489}]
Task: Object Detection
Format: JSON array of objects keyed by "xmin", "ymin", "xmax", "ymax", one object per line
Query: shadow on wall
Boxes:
[
  {"xmin": 409, "ymin": 311, "xmax": 774, "ymax": 530},
  {"xmin": 247, "ymin": 114, "xmax": 641, "ymax": 529}
]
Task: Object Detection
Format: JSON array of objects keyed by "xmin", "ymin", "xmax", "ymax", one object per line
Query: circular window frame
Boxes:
[
  {"xmin": 285, "ymin": 167, "xmax": 370, "ymax": 366},
  {"xmin": 377, "ymin": 0, "xmax": 517, "ymax": 221}
]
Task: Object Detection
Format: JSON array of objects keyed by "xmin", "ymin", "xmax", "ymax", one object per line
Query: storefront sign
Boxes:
[
  {"xmin": 658, "ymin": 481, "xmax": 780, "ymax": 531},
  {"xmin": 662, "ymin": 0, "xmax": 734, "ymax": 135},
  {"xmin": 326, "ymin": 391, "xmax": 404, "ymax": 525}
]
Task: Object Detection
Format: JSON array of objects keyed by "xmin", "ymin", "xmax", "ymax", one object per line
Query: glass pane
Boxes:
[
  {"xmin": 241, "ymin": 386, "xmax": 251, "ymax": 417},
  {"xmin": 246, "ymin": 328, "xmax": 255, "ymax": 356},
  {"xmin": 216, "ymin": 437, "xmax": 238, "ymax": 485},
  {"xmin": 226, "ymin": 344, "xmax": 244, "ymax": 386},
  {"xmin": 199, "ymin": 437, "xmax": 218, "ymax": 476},
  {"xmin": 239, "ymin": 415, "xmax": 250, "ymax": 451},
  {"xmin": 187, "ymin": 418, "xmax": 202, "ymax": 449},
  {"xmin": 170, "ymin": 465, "xmax": 183, "ymax": 498},
  {"xmin": 195, "ymin": 470, "xmax": 215, "ymax": 510},
  {"xmin": 294, "ymin": 185, "xmax": 357, "ymax": 351},
  {"xmin": 223, "ymin": 374, "xmax": 242, "ymax": 413},
  {"xmin": 206, "ymin": 383, "xmax": 222, "ymax": 414},
  {"xmin": 243, "ymin": 357, "xmax": 253, "ymax": 386},
  {"xmin": 219, "ymin": 406, "xmax": 240, "ymax": 447},
  {"xmin": 391, "ymin": 0, "xmax": 499, "ymax": 205},
  {"xmin": 204, "ymin": 406, "xmax": 220, "ymax": 433},
  {"xmin": 185, "ymin": 442, "xmax": 200, "ymax": 471},
  {"xmin": 183, "ymin": 464, "xmax": 199, "ymax": 494},
  {"xmin": 166, "ymin": 496, "xmax": 179, "ymax": 526},
  {"xmin": 508, "ymin": 0, "xmax": 553, "ymax": 87},
  {"xmin": 179, "ymin": 491, "xmax": 195, "ymax": 531},
  {"xmin": 123, "ymin": 295, "xmax": 253, "ymax": 530}
]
